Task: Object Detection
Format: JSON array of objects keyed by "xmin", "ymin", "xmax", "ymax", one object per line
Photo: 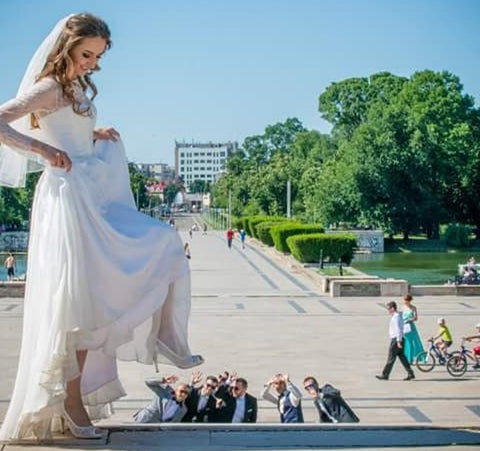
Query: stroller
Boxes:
[{"xmin": 316, "ymin": 384, "xmax": 360, "ymax": 423}]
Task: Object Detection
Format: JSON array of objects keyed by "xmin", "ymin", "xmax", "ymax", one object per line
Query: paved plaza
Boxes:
[{"xmin": 0, "ymin": 215, "xmax": 479, "ymax": 449}]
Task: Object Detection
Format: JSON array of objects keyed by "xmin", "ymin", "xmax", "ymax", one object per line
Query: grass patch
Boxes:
[{"xmin": 318, "ymin": 267, "xmax": 355, "ymax": 276}]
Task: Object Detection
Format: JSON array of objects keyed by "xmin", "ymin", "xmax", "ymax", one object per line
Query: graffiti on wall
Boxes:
[
  {"xmin": 326, "ymin": 230, "xmax": 384, "ymax": 253},
  {"xmin": 0, "ymin": 232, "xmax": 29, "ymax": 251}
]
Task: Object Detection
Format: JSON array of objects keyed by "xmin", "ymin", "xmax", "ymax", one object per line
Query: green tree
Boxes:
[
  {"xmin": 188, "ymin": 179, "xmax": 211, "ymax": 194},
  {"xmin": 128, "ymin": 163, "xmax": 149, "ymax": 210}
]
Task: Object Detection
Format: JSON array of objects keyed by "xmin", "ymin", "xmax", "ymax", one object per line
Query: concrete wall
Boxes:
[
  {"xmin": 330, "ymin": 279, "xmax": 408, "ymax": 297},
  {"xmin": 0, "ymin": 231, "xmax": 28, "ymax": 251},
  {"xmin": 0, "ymin": 282, "xmax": 25, "ymax": 297}
]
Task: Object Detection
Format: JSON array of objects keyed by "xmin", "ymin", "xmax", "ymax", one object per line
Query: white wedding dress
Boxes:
[{"xmin": 0, "ymin": 78, "xmax": 198, "ymax": 441}]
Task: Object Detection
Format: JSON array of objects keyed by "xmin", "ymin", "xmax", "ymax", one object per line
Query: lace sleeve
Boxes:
[{"xmin": 0, "ymin": 77, "xmax": 64, "ymax": 151}]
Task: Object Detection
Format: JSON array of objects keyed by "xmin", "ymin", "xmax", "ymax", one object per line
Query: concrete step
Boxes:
[{"xmin": 4, "ymin": 424, "xmax": 479, "ymax": 450}]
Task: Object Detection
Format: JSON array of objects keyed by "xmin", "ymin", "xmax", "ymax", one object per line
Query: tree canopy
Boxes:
[{"xmin": 212, "ymin": 70, "xmax": 480, "ymax": 239}]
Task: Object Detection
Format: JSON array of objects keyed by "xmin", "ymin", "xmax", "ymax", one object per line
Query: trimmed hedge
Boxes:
[
  {"xmin": 286, "ymin": 233, "xmax": 357, "ymax": 264},
  {"xmin": 243, "ymin": 215, "xmax": 268, "ymax": 237},
  {"xmin": 250, "ymin": 217, "xmax": 287, "ymax": 240},
  {"xmin": 271, "ymin": 224, "xmax": 324, "ymax": 253},
  {"xmin": 256, "ymin": 220, "xmax": 289, "ymax": 246}
]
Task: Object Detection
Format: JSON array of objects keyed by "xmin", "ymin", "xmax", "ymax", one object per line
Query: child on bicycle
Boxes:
[
  {"xmin": 463, "ymin": 323, "xmax": 480, "ymax": 370},
  {"xmin": 433, "ymin": 318, "xmax": 453, "ymax": 362}
]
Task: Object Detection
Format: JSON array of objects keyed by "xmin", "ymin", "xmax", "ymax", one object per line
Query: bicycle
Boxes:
[
  {"xmin": 446, "ymin": 338, "xmax": 480, "ymax": 377},
  {"xmin": 415, "ymin": 338, "xmax": 452, "ymax": 372}
]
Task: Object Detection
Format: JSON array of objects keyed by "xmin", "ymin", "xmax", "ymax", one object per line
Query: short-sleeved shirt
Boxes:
[{"xmin": 438, "ymin": 325, "xmax": 452, "ymax": 342}]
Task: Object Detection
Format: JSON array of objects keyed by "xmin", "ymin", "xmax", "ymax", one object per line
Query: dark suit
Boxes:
[
  {"xmin": 213, "ymin": 385, "xmax": 257, "ymax": 423},
  {"xmin": 183, "ymin": 387, "xmax": 218, "ymax": 423}
]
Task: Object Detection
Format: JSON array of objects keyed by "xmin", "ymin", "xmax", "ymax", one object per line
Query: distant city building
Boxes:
[
  {"xmin": 136, "ymin": 163, "xmax": 175, "ymax": 182},
  {"xmin": 174, "ymin": 141, "xmax": 238, "ymax": 190}
]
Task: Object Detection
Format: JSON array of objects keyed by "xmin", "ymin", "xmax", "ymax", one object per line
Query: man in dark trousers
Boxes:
[
  {"xmin": 183, "ymin": 375, "xmax": 219, "ymax": 423},
  {"xmin": 376, "ymin": 301, "xmax": 415, "ymax": 381},
  {"xmin": 214, "ymin": 377, "xmax": 257, "ymax": 423}
]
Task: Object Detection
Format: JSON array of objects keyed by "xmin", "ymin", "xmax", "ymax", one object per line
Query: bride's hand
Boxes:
[
  {"xmin": 43, "ymin": 147, "xmax": 72, "ymax": 172},
  {"xmin": 94, "ymin": 127, "xmax": 120, "ymax": 141}
]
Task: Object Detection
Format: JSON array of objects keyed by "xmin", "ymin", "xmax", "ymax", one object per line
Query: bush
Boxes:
[
  {"xmin": 444, "ymin": 223, "xmax": 472, "ymax": 248},
  {"xmin": 270, "ymin": 224, "xmax": 324, "ymax": 253},
  {"xmin": 250, "ymin": 216, "xmax": 287, "ymax": 240},
  {"xmin": 287, "ymin": 233, "xmax": 357, "ymax": 264},
  {"xmin": 243, "ymin": 215, "xmax": 268, "ymax": 237},
  {"xmin": 256, "ymin": 220, "xmax": 289, "ymax": 246}
]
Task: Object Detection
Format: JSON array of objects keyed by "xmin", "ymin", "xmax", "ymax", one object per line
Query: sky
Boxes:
[{"xmin": 0, "ymin": 0, "xmax": 479, "ymax": 165}]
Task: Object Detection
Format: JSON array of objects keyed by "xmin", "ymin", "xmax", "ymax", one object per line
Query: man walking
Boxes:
[
  {"xmin": 376, "ymin": 301, "xmax": 415, "ymax": 381},
  {"xmin": 226, "ymin": 228, "xmax": 234, "ymax": 249}
]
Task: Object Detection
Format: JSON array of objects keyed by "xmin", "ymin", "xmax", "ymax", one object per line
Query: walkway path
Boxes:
[{"xmin": 1, "ymin": 215, "xmax": 479, "ymax": 449}]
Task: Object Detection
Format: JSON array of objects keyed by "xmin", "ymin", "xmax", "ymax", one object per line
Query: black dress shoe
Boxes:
[
  {"xmin": 375, "ymin": 375, "xmax": 388, "ymax": 380},
  {"xmin": 403, "ymin": 374, "xmax": 415, "ymax": 380}
]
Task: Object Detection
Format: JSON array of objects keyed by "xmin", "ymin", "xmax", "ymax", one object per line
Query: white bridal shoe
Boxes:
[
  {"xmin": 61, "ymin": 409, "xmax": 103, "ymax": 439},
  {"xmin": 154, "ymin": 340, "xmax": 204, "ymax": 371}
]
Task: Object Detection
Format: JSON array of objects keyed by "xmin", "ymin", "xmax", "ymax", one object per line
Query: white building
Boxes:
[{"xmin": 175, "ymin": 141, "xmax": 238, "ymax": 190}]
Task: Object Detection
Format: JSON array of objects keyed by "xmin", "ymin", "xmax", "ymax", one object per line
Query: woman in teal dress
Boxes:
[{"xmin": 402, "ymin": 294, "xmax": 424, "ymax": 363}]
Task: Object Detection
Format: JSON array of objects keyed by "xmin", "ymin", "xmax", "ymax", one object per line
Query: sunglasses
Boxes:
[
  {"xmin": 206, "ymin": 383, "xmax": 217, "ymax": 389},
  {"xmin": 304, "ymin": 384, "xmax": 316, "ymax": 391},
  {"xmin": 231, "ymin": 386, "xmax": 241, "ymax": 391},
  {"xmin": 178, "ymin": 389, "xmax": 189, "ymax": 394}
]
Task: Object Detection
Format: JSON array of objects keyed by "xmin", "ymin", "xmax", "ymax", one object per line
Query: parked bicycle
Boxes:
[
  {"xmin": 415, "ymin": 338, "xmax": 452, "ymax": 372},
  {"xmin": 446, "ymin": 339, "xmax": 479, "ymax": 377}
]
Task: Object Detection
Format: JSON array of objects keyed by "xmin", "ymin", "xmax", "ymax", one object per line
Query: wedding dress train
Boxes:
[{"xmin": 0, "ymin": 78, "xmax": 200, "ymax": 441}]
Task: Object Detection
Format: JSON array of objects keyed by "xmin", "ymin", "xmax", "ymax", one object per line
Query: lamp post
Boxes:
[
  {"xmin": 286, "ymin": 180, "xmax": 291, "ymax": 219},
  {"xmin": 228, "ymin": 189, "xmax": 232, "ymax": 229}
]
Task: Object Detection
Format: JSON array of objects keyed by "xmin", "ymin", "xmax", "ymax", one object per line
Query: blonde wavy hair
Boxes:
[{"xmin": 32, "ymin": 13, "xmax": 112, "ymax": 127}]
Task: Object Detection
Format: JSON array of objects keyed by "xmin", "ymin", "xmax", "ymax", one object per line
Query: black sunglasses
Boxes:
[{"xmin": 304, "ymin": 384, "xmax": 316, "ymax": 391}]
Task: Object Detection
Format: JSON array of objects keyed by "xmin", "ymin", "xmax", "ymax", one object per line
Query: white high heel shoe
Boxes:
[
  {"xmin": 153, "ymin": 340, "xmax": 204, "ymax": 371},
  {"xmin": 61, "ymin": 409, "xmax": 103, "ymax": 439}
]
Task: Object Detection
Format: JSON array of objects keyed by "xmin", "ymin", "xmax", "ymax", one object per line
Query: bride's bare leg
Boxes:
[{"xmin": 64, "ymin": 350, "xmax": 92, "ymax": 427}]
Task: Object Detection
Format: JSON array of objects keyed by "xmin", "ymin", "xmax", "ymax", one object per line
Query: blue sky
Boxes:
[{"xmin": 0, "ymin": 0, "xmax": 479, "ymax": 165}]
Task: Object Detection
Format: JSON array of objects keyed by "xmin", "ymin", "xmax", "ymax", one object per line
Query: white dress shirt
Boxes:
[
  {"xmin": 389, "ymin": 311, "xmax": 404, "ymax": 341},
  {"xmin": 197, "ymin": 395, "xmax": 208, "ymax": 412}
]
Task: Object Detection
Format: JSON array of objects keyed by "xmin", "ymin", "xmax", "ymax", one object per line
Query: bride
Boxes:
[{"xmin": 0, "ymin": 13, "xmax": 203, "ymax": 442}]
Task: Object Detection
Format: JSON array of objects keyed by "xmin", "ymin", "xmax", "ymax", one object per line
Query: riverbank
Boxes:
[{"xmin": 385, "ymin": 237, "xmax": 480, "ymax": 253}]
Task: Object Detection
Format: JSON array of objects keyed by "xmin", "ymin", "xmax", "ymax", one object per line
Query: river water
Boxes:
[{"xmin": 351, "ymin": 251, "xmax": 477, "ymax": 285}]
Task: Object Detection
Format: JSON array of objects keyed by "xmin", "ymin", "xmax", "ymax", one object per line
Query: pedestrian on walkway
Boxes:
[
  {"xmin": 376, "ymin": 301, "xmax": 415, "ymax": 381},
  {"xmin": 226, "ymin": 228, "xmax": 234, "ymax": 249},
  {"xmin": 260, "ymin": 373, "xmax": 304, "ymax": 423},
  {"xmin": 184, "ymin": 242, "xmax": 191, "ymax": 259},
  {"xmin": 239, "ymin": 229, "xmax": 246, "ymax": 249},
  {"xmin": 402, "ymin": 294, "xmax": 424, "ymax": 363}
]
